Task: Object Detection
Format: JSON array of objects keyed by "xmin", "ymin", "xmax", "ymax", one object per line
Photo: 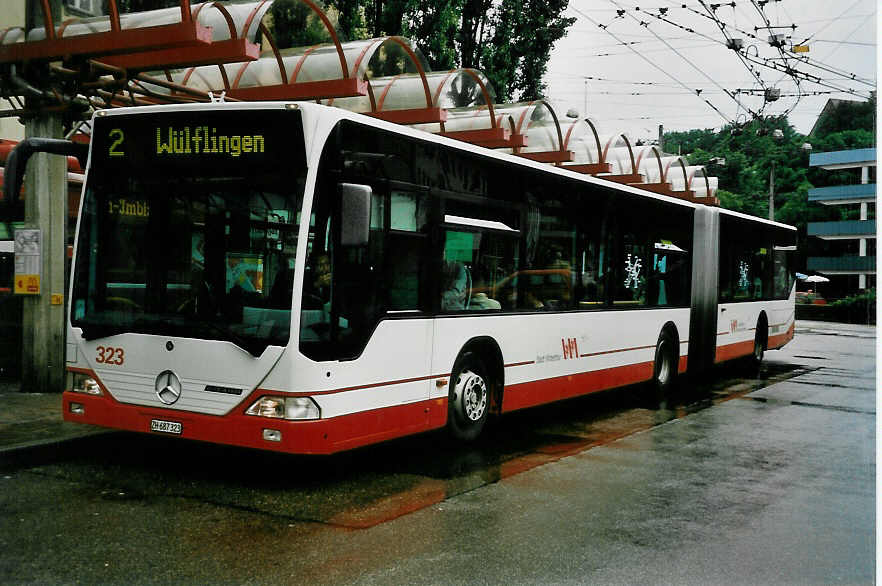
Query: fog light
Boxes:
[
  {"xmin": 69, "ymin": 372, "xmax": 102, "ymax": 395},
  {"xmin": 263, "ymin": 429, "xmax": 282, "ymax": 442},
  {"xmin": 70, "ymin": 402, "xmax": 84, "ymax": 414},
  {"xmin": 246, "ymin": 396, "xmax": 320, "ymax": 420}
]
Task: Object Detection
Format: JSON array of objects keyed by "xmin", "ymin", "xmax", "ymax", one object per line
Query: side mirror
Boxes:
[{"xmin": 339, "ymin": 183, "xmax": 371, "ymax": 246}]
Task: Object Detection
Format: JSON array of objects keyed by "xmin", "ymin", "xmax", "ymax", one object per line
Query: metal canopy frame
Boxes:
[
  {"xmin": 0, "ymin": 0, "xmax": 718, "ymax": 207},
  {"xmin": 0, "ymin": 1, "xmax": 259, "ymax": 70}
]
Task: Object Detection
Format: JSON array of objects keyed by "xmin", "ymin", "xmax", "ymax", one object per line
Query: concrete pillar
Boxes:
[{"xmin": 21, "ymin": 113, "xmax": 67, "ymax": 393}]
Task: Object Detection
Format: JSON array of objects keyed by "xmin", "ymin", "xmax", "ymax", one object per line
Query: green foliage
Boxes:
[
  {"xmin": 362, "ymin": 0, "xmax": 409, "ymax": 37},
  {"xmin": 827, "ymin": 288, "xmax": 876, "ymax": 324},
  {"xmin": 665, "ymin": 98, "xmax": 875, "ymax": 276},
  {"xmin": 265, "ymin": 0, "xmax": 574, "ymax": 102},
  {"xmin": 329, "ymin": 0, "xmax": 369, "ymax": 41},
  {"xmin": 830, "ymin": 288, "xmax": 875, "ymax": 309},
  {"xmin": 403, "ymin": 1, "xmax": 464, "ymax": 70},
  {"xmin": 269, "ymin": 0, "xmax": 332, "ymax": 49},
  {"xmin": 477, "ymin": 0, "xmax": 575, "ymax": 102},
  {"xmin": 810, "ymin": 95, "xmax": 876, "ymax": 138}
]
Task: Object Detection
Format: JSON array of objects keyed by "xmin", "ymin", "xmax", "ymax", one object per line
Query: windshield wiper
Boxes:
[
  {"xmin": 78, "ymin": 319, "xmax": 156, "ymax": 340},
  {"xmin": 198, "ymin": 320, "xmax": 267, "ymax": 358}
]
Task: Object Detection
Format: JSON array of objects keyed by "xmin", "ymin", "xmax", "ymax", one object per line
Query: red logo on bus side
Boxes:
[{"xmin": 562, "ymin": 338, "xmax": 579, "ymax": 360}]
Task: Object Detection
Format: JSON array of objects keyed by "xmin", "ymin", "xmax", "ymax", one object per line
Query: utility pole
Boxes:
[
  {"xmin": 583, "ymin": 78, "xmax": 588, "ymax": 118},
  {"xmin": 768, "ymin": 159, "xmax": 775, "ymax": 221}
]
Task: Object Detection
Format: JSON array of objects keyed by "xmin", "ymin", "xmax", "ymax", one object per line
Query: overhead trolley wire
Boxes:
[
  {"xmin": 792, "ymin": 0, "xmax": 865, "ymax": 47},
  {"xmin": 605, "ymin": 0, "xmax": 762, "ymax": 120},
  {"xmin": 569, "ymin": 3, "xmax": 738, "ymax": 125}
]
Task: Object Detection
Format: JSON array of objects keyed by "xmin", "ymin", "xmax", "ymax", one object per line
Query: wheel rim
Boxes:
[{"xmin": 455, "ymin": 369, "xmax": 488, "ymax": 422}]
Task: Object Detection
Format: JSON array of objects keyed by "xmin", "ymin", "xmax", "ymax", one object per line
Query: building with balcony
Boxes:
[{"xmin": 807, "ymin": 147, "xmax": 876, "ymax": 292}]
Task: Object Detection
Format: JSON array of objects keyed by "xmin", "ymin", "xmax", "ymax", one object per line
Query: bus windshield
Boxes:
[{"xmin": 71, "ymin": 109, "xmax": 306, "ymax": 356}]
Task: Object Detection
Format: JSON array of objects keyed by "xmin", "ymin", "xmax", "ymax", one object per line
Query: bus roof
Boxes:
[
  {"xmin": 91, "ymin": 101, "xmax": 794, "ymax": 230},
  {"xmin": 717, "ymin": 207, "xmax": 797, "ymax": 231}
]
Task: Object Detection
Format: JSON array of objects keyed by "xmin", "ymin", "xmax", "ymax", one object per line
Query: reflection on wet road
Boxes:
[{"xmin": 28, "ymin": 360, "xmax": 812, "ymax": 530}]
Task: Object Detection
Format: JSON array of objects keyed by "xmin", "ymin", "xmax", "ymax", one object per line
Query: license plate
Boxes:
[{"xmin": 150, "ymin": 419, "xmax": 182, "ymax": 435}]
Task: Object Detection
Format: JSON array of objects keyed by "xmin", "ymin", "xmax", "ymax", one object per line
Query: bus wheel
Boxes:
[
  {"xmin": 750, "ymin": 321, "xmax": 767, "ymax": 367},
  {"xmin": 448, "ymin": 352, "xmax": 490, "ymax": 442},
  {"xmin": 652, "ymin": 330, "xmax": 678, "ymax": 400}
]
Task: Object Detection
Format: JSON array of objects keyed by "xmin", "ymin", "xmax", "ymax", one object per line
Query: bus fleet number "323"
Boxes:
[{"xmin": 96, "ymin": 346, "xmax": 125, "ymax": 365}]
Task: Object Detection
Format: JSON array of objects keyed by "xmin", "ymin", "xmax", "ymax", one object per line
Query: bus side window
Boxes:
[
  {"xmin": 520, "ymin": 191, "xmax": 576, "ymax": 311},
  {"xmin": 385, "ymin": 191, "xmax": 428, "ymax": 311}
]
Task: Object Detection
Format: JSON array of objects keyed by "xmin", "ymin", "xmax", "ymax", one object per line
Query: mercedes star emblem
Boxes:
[{"xmin": 155, "ymin": 370, "xmax": 182, "ymax": 405}]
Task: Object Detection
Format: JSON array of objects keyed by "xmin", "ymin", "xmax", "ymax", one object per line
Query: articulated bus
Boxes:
[{"xmin": 51, "ymin": 102, "xmax": 794, "ymax": 454}]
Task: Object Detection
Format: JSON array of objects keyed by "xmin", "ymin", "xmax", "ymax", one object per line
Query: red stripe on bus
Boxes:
[
  {"xmin": 285, "ymin": 373, "xmax": 450, "ymax": 396},
  {"xmin": 502, "ymin": 361, "xmax": 655, "ymax": 412},
  {"xmin": 715, "ymin": 321, "xmax": 794, "ymax": 363},
  {"xmin": 579, "ymin": 344, "xmax": 655, "ymax": 359},
  {"xmin": 769, "ymin": 323, "xmax": 795, "ymax": 349},
  {"xmin": 714, "ymin": 340, "xmax": 754, "ymax": 363}
]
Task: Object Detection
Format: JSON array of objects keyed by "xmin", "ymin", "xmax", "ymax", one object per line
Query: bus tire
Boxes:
[
  {"xmin": 447, "ymin": 352, "xmax": 490, "ymax": 442},
  {"xmin": 750, "ymin": 318, "xmax": 768, "ymax": 367},
  {"xmin": 652, "ymin": 329, "xmax": 678, "ymax": 400}
]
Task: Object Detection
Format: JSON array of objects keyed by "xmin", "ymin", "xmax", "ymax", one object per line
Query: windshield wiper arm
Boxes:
[
  {"xmin": 78, "ymin": 319, "xmax": 154, "ymax": 340},
  {"xmin": 198, "ymin": 320, "xmax": 266, "ymax": 358}
]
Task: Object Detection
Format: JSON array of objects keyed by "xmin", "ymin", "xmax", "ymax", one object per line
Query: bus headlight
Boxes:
[
  {"xmin": 245, "ymin": 396, "xmax": 320, "ymax": 420},
  {"xmin": 68, "ymin": 372, "xmax": 102, "ymax": 395}
]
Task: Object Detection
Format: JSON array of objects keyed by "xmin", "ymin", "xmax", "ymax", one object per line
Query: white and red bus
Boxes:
[{"xmin": 48, "ymin": 102, "xmax": 795, "ymax": 454}]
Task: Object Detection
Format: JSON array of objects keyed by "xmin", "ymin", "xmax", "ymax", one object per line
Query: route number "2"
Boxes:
[
  {"xmin": 108, "ymin": 128, "xmax": 125, "ymax": 157},
  {"xmin": 96, "ymin": 346, "xmax": 125, "ymax": 365}
]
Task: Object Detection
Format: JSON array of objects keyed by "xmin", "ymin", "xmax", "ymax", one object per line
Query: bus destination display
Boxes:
[{"xmin": 91, "ymin": 108, "xmax": 304, "ymax": 173}]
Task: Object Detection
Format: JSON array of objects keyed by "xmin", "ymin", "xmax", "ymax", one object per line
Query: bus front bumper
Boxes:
[{"xmin": 62, "ymin": 390, "xmax": 444, "ymax": 455}]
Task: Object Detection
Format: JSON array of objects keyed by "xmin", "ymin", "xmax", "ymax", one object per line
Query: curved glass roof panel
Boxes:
[
  {"xmin": 140, "ymin": 36, "xmax": 429, "ymax": 98},
  {"xmin": 603, "ymin": 143, "xmax": 636, "ymax": 175},
  {"xmin": 562, "ymin": 119, "xmax": 601, "ymax": 165},
  {"xmin": 633, "ymin": 146, "xmax": 664, "ymax": 183},
  {"xmin": 329, "ymin": 68, "xmax": 493, "ymax": 116},
  {"xmin": 24, "ymin": 1, "xmax": 271, "ymax": 43}
]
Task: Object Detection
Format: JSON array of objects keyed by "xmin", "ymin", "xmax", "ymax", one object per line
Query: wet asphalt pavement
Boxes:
[{"xmin": 0, "ymin": 323, "xmax": 875, "ymax": 585}]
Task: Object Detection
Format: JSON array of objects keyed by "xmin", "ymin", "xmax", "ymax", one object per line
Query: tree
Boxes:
[
  {"xmin": 664, "ymin": 100, "xmax": 875, "ymax": 274},
  {"xmin": 463, "ymin": 0, "xmax": 574, "ymax": 102},
  {"xmin": 329, "ymin": 0, "xmax": 369, "ymax": 41},
  {"xmin": 403, "ymin": 2, "xmax": 464, "ymax": 71},
  {"xmin": 810, "ymin": 95, "xmax": 876, "ymax": 138},
  {"xmin": 263, "ymin": 0, "xmax": 575, "ymax": 102},
  {"xmin": 269, "ymin": 0, "xmax": 332, "ymax": 49}
]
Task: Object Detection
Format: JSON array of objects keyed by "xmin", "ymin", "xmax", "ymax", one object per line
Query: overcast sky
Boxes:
[{"xmin": 545, "ymin": 0, "xmax": 877, "ymax": 142}]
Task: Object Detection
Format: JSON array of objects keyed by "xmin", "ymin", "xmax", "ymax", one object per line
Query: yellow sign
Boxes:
[
  {"xmin": 15, "ymin": 274, "xmax": 40, "ymax": 295},
  {"xmin": 14, "ymin": 229, "xmax": 41, "ymax": 295},
  {"xmin": 792, "ymin": 45, "xmax": 810, "ymax": 53},
  {"xmin": 51, "ymin": 294, "xmax": 64, "ymax": 305}
]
